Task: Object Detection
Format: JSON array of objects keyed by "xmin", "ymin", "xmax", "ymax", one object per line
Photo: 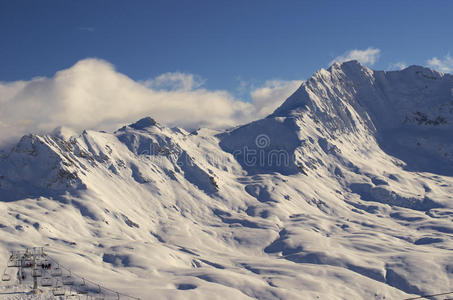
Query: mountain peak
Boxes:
[
  {"xmin": 51, "ymin": 126, "xmax": 78, "ymax": 140},
  {"xmin": 128, "ymin": 116, "xmax": 157, "ymax": 130},
  {"xmin": 329, "ymin": 60, "xmax": 374, "ymax": 80},
  {"xmin": 329, "ymin": 59, "xmax": 364, "ymax": 68},
  {"xmin": 327, "ymin": 60, "xmax": 370, "ymax": 73},
  {"xmin": 272, "ymin": 60, "xmax": 453, "ymax": 123}
]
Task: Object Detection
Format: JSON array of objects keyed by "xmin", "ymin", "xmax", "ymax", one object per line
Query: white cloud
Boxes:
[
  {"xmin": 250, "ymin": 80, "xmax": 302, "ymax": 116},
  {"xmin": 330, "ymin": 47, "xmax": 381, "ymax": 66},
  {"xmin": 388, "ymin": 62, "xmax": 407, "ymax": 70},
  {"xmin": 0, "ymin": 58, "xmax": 301, "ymax": 146},
  {"xmin": 427, "ymin": 54, "xmax": 453, "ymax": 73}
]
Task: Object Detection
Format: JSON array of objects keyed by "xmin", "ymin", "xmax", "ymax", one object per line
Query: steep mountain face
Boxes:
[
  {"xmin": 278, "ymin": 61, "xmax": 453, "ymax": 173},
  {"xmin": 1, "ymin": 61, "xmax": 453, "ymax": 300},
  {"xmin": 222, "ymin": 61, "xmax": 453, "ymax": 175}
]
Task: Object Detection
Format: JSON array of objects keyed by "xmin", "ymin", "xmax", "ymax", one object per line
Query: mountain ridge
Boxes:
[{"xmin": 1, "ymin": 61, "xmax": 453, "ymax": 299}]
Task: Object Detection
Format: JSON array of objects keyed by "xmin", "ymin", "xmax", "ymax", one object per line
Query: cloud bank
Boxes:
[
  {"xmin": 0, "ymin": 59, "xmax": 301, "ymax": 146},
  {"xmin": 250, "ymin": 80, "xmax": 303, "ymax": 116},
  {"xmin": 330, "ymin": 47, "xmax": 381, "ymax": 66},
  {"xmin": 427, "ymin": 54, "xmax": 453, "ymax": 73}
]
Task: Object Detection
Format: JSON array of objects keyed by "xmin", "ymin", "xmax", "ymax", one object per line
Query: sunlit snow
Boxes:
[{"xmin": 1, "ymin": 61, "xmax": 453, "ymax": 299}]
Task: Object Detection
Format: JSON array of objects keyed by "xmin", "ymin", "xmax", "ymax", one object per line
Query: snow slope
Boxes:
[{"xmin": 1, "ymin": 61, "xmax": 453, "ymax": 299}]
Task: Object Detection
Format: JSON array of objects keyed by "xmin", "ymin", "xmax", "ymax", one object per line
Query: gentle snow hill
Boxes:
[{"xmin": 1, "ymin": 61, "xmax": 453, "ymax": 299}]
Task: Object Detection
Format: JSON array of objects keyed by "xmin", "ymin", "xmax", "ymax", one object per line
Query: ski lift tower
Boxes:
[
  {"xmin": 30, "ymin": 247, "xmax": 44, "ymax": 294},
  {"xmin": 3, "ymin": 247, "xmax": 47, "ymax": 294}
]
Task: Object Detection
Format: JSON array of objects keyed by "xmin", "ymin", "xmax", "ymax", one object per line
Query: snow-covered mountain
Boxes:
[{"xmin": 1, "ymin": 61, "xmax": 453, "ymax": 299}]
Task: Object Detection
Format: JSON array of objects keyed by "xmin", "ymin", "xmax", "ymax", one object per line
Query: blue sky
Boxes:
[
  {"xmin": 1, "ymin": 0, "xmax": 452, "ymax": 91},
  {"xmin": 1, "ymin": 0, "xmax": 453, "ymax": 144}
]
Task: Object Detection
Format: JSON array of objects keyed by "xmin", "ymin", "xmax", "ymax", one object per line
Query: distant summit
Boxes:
[{"xmin": 128, "ymin": 116, "xmax": 157, "ymax": 130}]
